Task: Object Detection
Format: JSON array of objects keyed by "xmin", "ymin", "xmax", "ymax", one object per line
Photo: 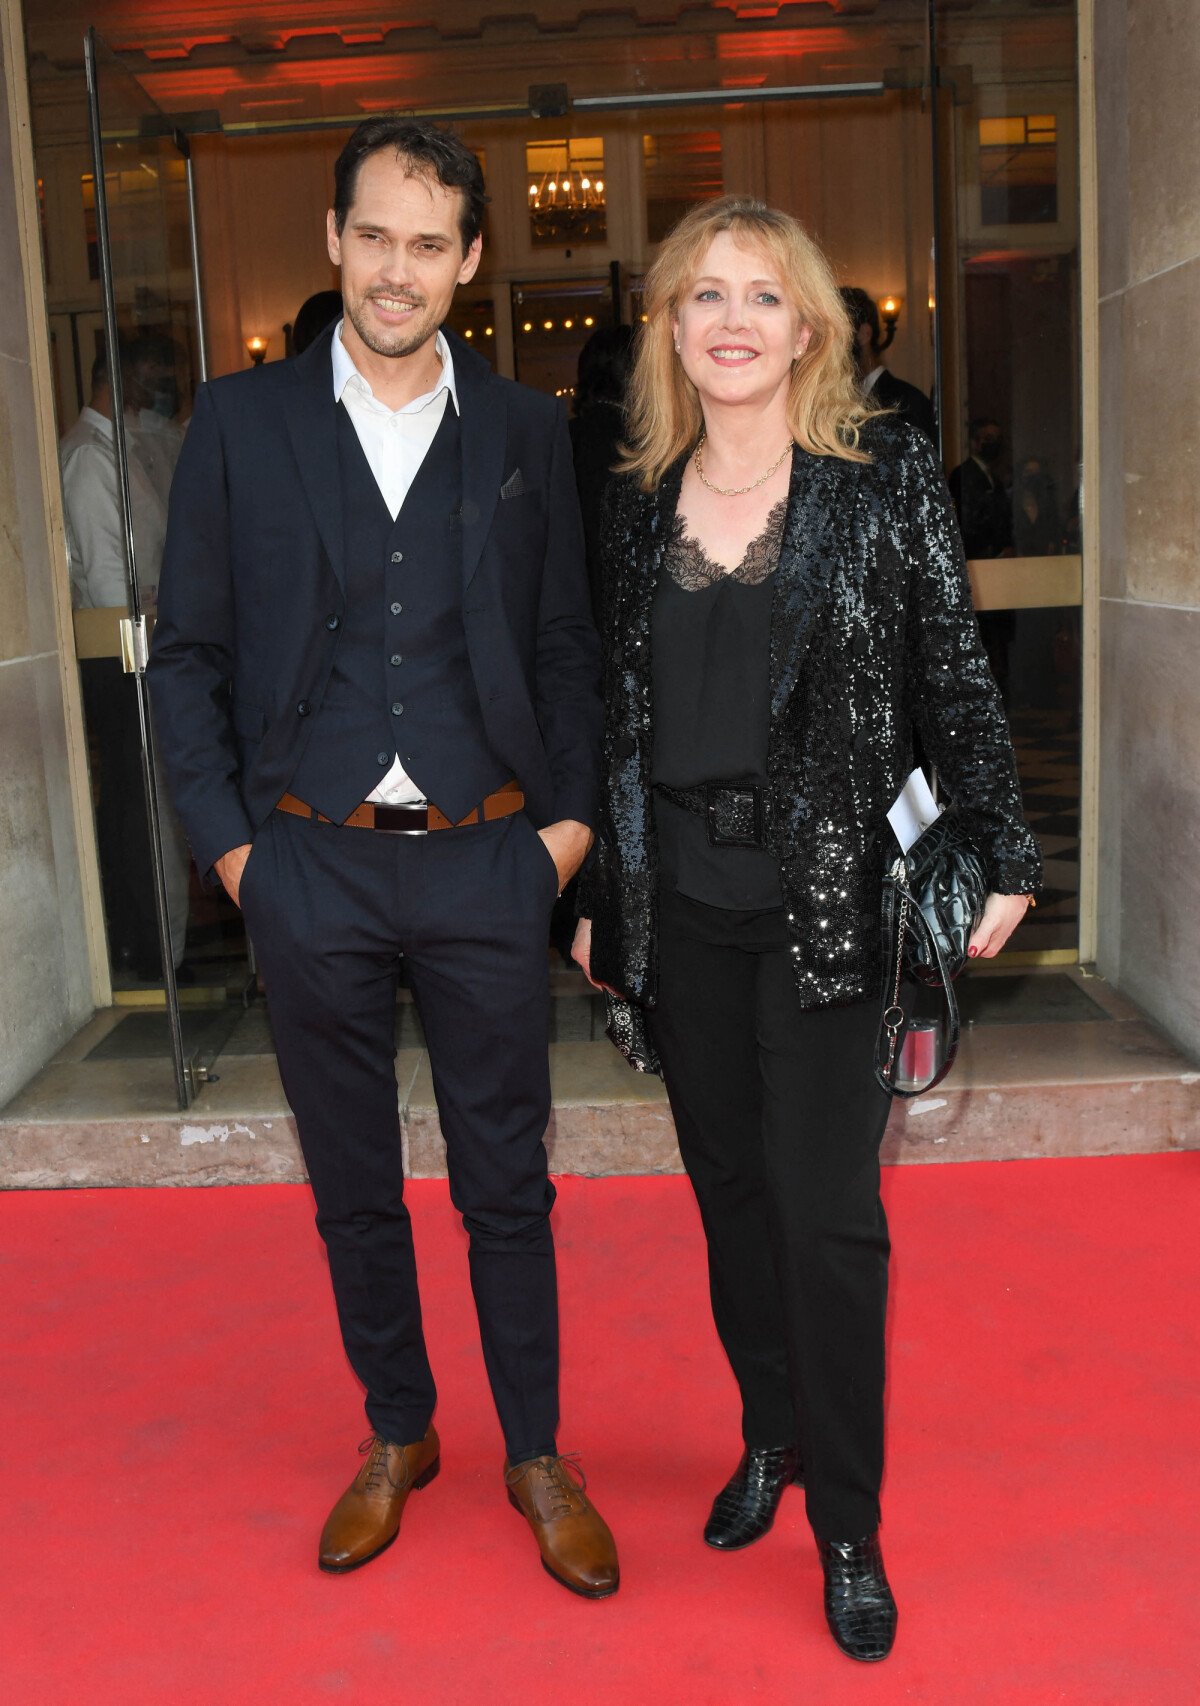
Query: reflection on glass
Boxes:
[
  {"xmin": 978, "ymin": 114, "xmax": 1058, "ymax": 225},
  {"xmin": 511, "ymin": 278, "xmax": 612, "ymax": 396},
  {"xmin": 526, "ymin": 138, "xmax": 606, "ymax": 246},
  {"xmin": 444, "ymin": 297, "xmax": 497, "ymax": 370},
  {"xmin": 957, "ymin": 56, "xmax": 1078, "ymax": 956},
  {"xmin": 643, "ymin": 131, "xmax": 723, "ymax": 243}
]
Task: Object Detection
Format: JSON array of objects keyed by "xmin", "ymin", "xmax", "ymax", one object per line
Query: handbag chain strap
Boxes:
[{"xmin": 880, "ymin": 872, "xmax": 910, "ymax": 1088}]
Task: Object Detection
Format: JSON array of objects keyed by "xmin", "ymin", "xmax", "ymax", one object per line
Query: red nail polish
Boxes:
[{"xmin": 967, "ymin": 947, "xmax": 978, "ymax": 958}]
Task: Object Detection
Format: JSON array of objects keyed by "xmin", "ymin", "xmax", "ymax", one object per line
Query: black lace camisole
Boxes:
[{"xmin": 651, "ymin": 493, "xmax": 787, "ymax": 911}]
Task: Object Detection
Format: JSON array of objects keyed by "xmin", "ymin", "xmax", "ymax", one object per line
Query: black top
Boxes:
[{"xmin": 651, "ymin": 494, "xmax": 787, "ymax": 910}]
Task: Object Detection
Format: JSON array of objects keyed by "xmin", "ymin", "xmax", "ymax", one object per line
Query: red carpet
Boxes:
[{"xmin": 2, "ymin": 1155, "xmax": 1198, "ymax": 1704}]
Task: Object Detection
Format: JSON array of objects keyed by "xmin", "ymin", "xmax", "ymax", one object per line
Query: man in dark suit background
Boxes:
[
  {"xmin": 948, "ymin": 416, "xmax": 1016, "ymax": 696},
  {"xmin": 148, "ymin": 118, "xmax": 617, "ymax": 1597},
  {"xmin": 948, "ymin": 416, "xmax": 1015, "ymax": 560},
  {"xmin": 840, "ymin": 286, "xmax": 937, "ymax": 443}
]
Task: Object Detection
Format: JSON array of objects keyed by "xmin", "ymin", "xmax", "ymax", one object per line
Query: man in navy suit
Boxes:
[{"xmin": 149, "ymin": 118, "xmax": 617, "ymax": 1597}]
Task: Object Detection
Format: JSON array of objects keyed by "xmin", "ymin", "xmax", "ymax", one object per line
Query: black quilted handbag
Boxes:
[{"xmin": 874, "ymin": 806, "xmax": 988, "ymax": 1098}]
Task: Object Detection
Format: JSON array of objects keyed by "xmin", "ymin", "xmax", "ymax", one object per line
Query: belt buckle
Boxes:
[
  {"xmin": 374, "ymin": 803, "xmax": 428, "ymax": 836},
  {"xmin": 704, "ymin": 782, "xmax": 765, "ymax": 848}
]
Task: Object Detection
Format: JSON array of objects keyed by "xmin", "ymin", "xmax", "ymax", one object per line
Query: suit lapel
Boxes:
[
  {"xmin": 449, "ymin": 330, "xmax": 507, "ymax": 589},
  {"xmin": 770, "ymin": 447, "xmax": 863, "ymax": 717},
  {"xmin": 284, "ymin": 326, "xmax": 346, "ymax": 589}
]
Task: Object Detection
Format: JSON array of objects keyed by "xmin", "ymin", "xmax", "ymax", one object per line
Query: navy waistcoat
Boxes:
[{"xmin": 288, "ymin": 399, "xmax": 507, "ymax": 824}]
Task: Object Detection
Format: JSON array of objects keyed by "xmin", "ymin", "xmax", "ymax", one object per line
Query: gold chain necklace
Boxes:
[{"xmin": 693, "ymin": 431, "xmax": 793, "ymax": 497}]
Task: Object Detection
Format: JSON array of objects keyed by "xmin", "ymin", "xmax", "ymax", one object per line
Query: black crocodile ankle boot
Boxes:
[
  {"xmin": 815, "ymin": 1531, "xmax": 897, "ymax": 1662},
  {"xmin": 703, "ymin": 1445, "xmax": 803, "ymax": 1550}
]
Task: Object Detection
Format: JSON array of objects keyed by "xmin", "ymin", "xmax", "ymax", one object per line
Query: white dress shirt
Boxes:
[
  {"xmin": 862, "ymin": 364, "xmax": 885, "ymax": 396},
  {"xmin": 331, "ymin": 320, "xmax": 459, "ymax": 805},
  {"xmin": 59, "ymin": 406, "xmax": 168, "ymax": 609}
]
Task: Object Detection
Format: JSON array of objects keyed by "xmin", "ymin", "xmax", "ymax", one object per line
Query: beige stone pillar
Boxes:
[
  {"xmin": 1091, "ymin": 0, "xmax": 1200, "ymax": 1057},
  {"xmin": 0, "ymin": 0, "xmax": 104, "ymax": 1105}
]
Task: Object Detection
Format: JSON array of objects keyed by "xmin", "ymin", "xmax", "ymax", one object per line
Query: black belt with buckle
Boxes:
[{"xmin": 656, "ymin": 781, "xmax": 769, "ymax": 849}]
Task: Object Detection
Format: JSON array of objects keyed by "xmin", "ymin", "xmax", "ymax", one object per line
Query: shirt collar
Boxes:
[
  {"xmin": 862, "ymin": 365, "xmax": 885, "ymax": 394},
  {"xmin": 331, "ymin": 319, "xmax": 458, "ymax": 416},
  {"xmin": 80, "ymin": 405, "xmax": 114, "ymax": 440}
]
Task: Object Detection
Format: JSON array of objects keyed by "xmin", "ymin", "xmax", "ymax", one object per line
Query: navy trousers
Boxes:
[{"xmin": 240, "ymin": 805, "xmax": 562, "ymax": 1463}]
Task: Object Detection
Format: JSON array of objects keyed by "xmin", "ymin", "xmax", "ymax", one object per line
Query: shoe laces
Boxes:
[
  {"xmin": 506, "ymin": 1452, "xmax": 586, "ymax": 1516},
  {"xmin": 358, "ymin": 1433, "xmax": 410, "ymax": 1494}
]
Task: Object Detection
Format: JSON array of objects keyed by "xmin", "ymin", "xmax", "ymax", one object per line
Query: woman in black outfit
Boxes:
[{"xmin": 574, "ymin": 198, "xmax": 1040, "ymax": 1663}]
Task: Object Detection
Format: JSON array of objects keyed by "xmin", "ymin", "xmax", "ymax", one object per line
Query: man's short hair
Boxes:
[
  {"xmin": 123, "ymin": 332, "xmax": 176, "ymax": 373},
  {"xmin": 839, "ymin": 286, "xmax": 881, "ymax": 352},
  {"xmin": 333, "ymin": 117, "xmax": 487, "ymax": 253},
  {"xmin": 968, "ymin": 416, "xmax": 1000, "ymax": 439}
]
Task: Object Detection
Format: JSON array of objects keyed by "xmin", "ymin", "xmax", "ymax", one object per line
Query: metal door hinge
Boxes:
[
  {"xmin": 119, "ymin": 615, "xmax": 149, "ymax": 674},
  {"xmin": 184, "ymin": 1059, "xmax": 213, "ymax": 1097}
]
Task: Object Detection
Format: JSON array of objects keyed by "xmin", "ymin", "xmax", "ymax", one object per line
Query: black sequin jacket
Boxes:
[{"xmin": 576, "ymin": 417, "xmax": 1043, "ymax": 1075}]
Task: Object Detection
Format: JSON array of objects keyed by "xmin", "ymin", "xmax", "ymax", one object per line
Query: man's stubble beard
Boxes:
[{"xmin": 346, "ymin": 293, "xmax": 437, "ymax": 360}]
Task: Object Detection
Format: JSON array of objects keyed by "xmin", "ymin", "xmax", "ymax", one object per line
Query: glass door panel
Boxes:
[
  {"xmin": 937, "ymin": 1, "xmax": 1083, "ymax": 958},
  {"xmin": 79, "ymin": 28, "xmax": 222, "ymax": 1104},
  {"xmin": 511, "ymin": 277, "xmax": 616, "ymax": 398}
]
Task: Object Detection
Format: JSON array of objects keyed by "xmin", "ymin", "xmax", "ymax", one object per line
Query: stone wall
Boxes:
[
  {"xmin": 0, "ymin": 1, "xmax": 95, "ymax": 1105},
  {"xmin": 1094, "ymin": 0, "xmax": 1200, "ymax": 1059}
]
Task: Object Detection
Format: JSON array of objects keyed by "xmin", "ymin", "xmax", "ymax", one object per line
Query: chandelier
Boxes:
[{"xmin": 527, "ymin": 151, "xmax": 606, "ymax": 245}]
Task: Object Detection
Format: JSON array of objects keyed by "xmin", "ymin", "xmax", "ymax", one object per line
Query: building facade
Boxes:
[{"xmin": 0, "ymin": 0, "xmax": 1197, "ymax": 1121}]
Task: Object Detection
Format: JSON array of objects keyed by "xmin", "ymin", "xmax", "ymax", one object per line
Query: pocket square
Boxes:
[{"xmin": 499, "ymin": 468, "xmax": 525, "ymax": 500}]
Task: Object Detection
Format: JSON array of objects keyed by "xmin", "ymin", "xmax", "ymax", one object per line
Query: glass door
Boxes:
[{"xmin": 79, "ymin": 28, "xmax": 211, "ymax": 1105}]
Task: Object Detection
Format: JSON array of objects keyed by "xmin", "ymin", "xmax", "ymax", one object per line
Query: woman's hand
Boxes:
[
  {"xmin": 571, "ymin": 918, "xmax": 621, "ymax": 995},
  {"xmin": 968, "ymin": 892, "xmax": 1033, "ymax": 960}
]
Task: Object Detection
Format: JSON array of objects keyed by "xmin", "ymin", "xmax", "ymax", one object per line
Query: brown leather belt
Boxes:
[{"xmin": 276, "ymin": 780, "xmax": 524, "ymax": 835}]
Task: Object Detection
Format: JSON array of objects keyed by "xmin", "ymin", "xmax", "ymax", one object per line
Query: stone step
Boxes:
[{"xmin": 2, "ymin": 969, "xmax": 1197, "ymax": 1189}]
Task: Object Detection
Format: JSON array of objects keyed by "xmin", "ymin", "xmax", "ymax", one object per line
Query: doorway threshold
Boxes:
[{"xmin": 1, "ymin": 966, "xmax": 1196, "ymax": 1189}]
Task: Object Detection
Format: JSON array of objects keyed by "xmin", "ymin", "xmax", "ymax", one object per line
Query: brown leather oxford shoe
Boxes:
[
  {"xmin": 505, "ymin": 1454, "xmax": 619, "ymax": 1599},
  {"xmin": 318, "ymin": 1426, "xmax": 440, "ymax": 1574}
]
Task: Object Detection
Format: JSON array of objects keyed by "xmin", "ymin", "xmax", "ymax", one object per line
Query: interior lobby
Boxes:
[{"xmin": 1, "ymin": 0, "xmax": 1197, "ymax": 1182}]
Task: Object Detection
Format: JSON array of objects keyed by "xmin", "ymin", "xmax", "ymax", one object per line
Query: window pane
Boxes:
[
  {"xmin": 979, "ymin": 114, "xmax": 1058, "ymax": 226},
  {"xmin": 643, "ymin": 131, "xmax": 723, "ymax": 244}
]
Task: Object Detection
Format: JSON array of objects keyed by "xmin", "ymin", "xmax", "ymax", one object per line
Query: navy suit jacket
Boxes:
[{"xmin": 148, "ymin": 326, "xmax": 602, "ymax": 878}]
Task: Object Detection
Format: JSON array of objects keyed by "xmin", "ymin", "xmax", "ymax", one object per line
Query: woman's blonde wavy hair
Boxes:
[{"xmin": 618, "ymin": 196, "xmax": 880, "ymax": 491}]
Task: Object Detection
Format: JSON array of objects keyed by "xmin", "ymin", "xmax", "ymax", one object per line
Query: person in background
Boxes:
[
  {"xmin": 548, "ymin": 323, "xmax": 639, "ymax": 966},
  {"xmin": 569, "ymin": 323, "xmax": 637, "ymax": 625},
  {"xmin": 291, "ymin": 289, "xmax": 344, "ymax": 357},
  {"xmin": 840, "ymin": 286, "xmax": 936, "ymax": 443},
  {"xmin": 948, "ymin": 417, "xmax": 1014, "ymax": 559},
  {"xmin": 1013, "ymin": 454, "xmax": 1062, "ymax": 557},
  {"xmin": 575, "ymin": 197, "xmax": 1039, "ymax": 1664},
  {"xmin": 949, "ymin": 417, "xmax": 1016, "ymax": 695},
  {"xmin": 60, "ymin": 346, "xmax": 191, "ymax": 980},
  {"xmin": 122, "ymin": 333, "xmax": 187, "ymax": 512}
]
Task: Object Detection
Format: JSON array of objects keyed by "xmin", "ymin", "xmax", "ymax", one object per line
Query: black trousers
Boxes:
[
  {"xmin": 240, "ymin": 805, "xmax": 562, "ymax": 1464},
  {"xmin": 648, "ymin": 887, "xmax": 892, "ymax": 1541}
]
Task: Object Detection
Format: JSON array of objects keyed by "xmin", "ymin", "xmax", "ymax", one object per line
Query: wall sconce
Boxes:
[
  {"xmin": 877, "ymin": 296, "xmax": 901, "ymax": 352},
  {"xmin": 245, "ymin": 335, "xmax": 268, "ymax": 366}
]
